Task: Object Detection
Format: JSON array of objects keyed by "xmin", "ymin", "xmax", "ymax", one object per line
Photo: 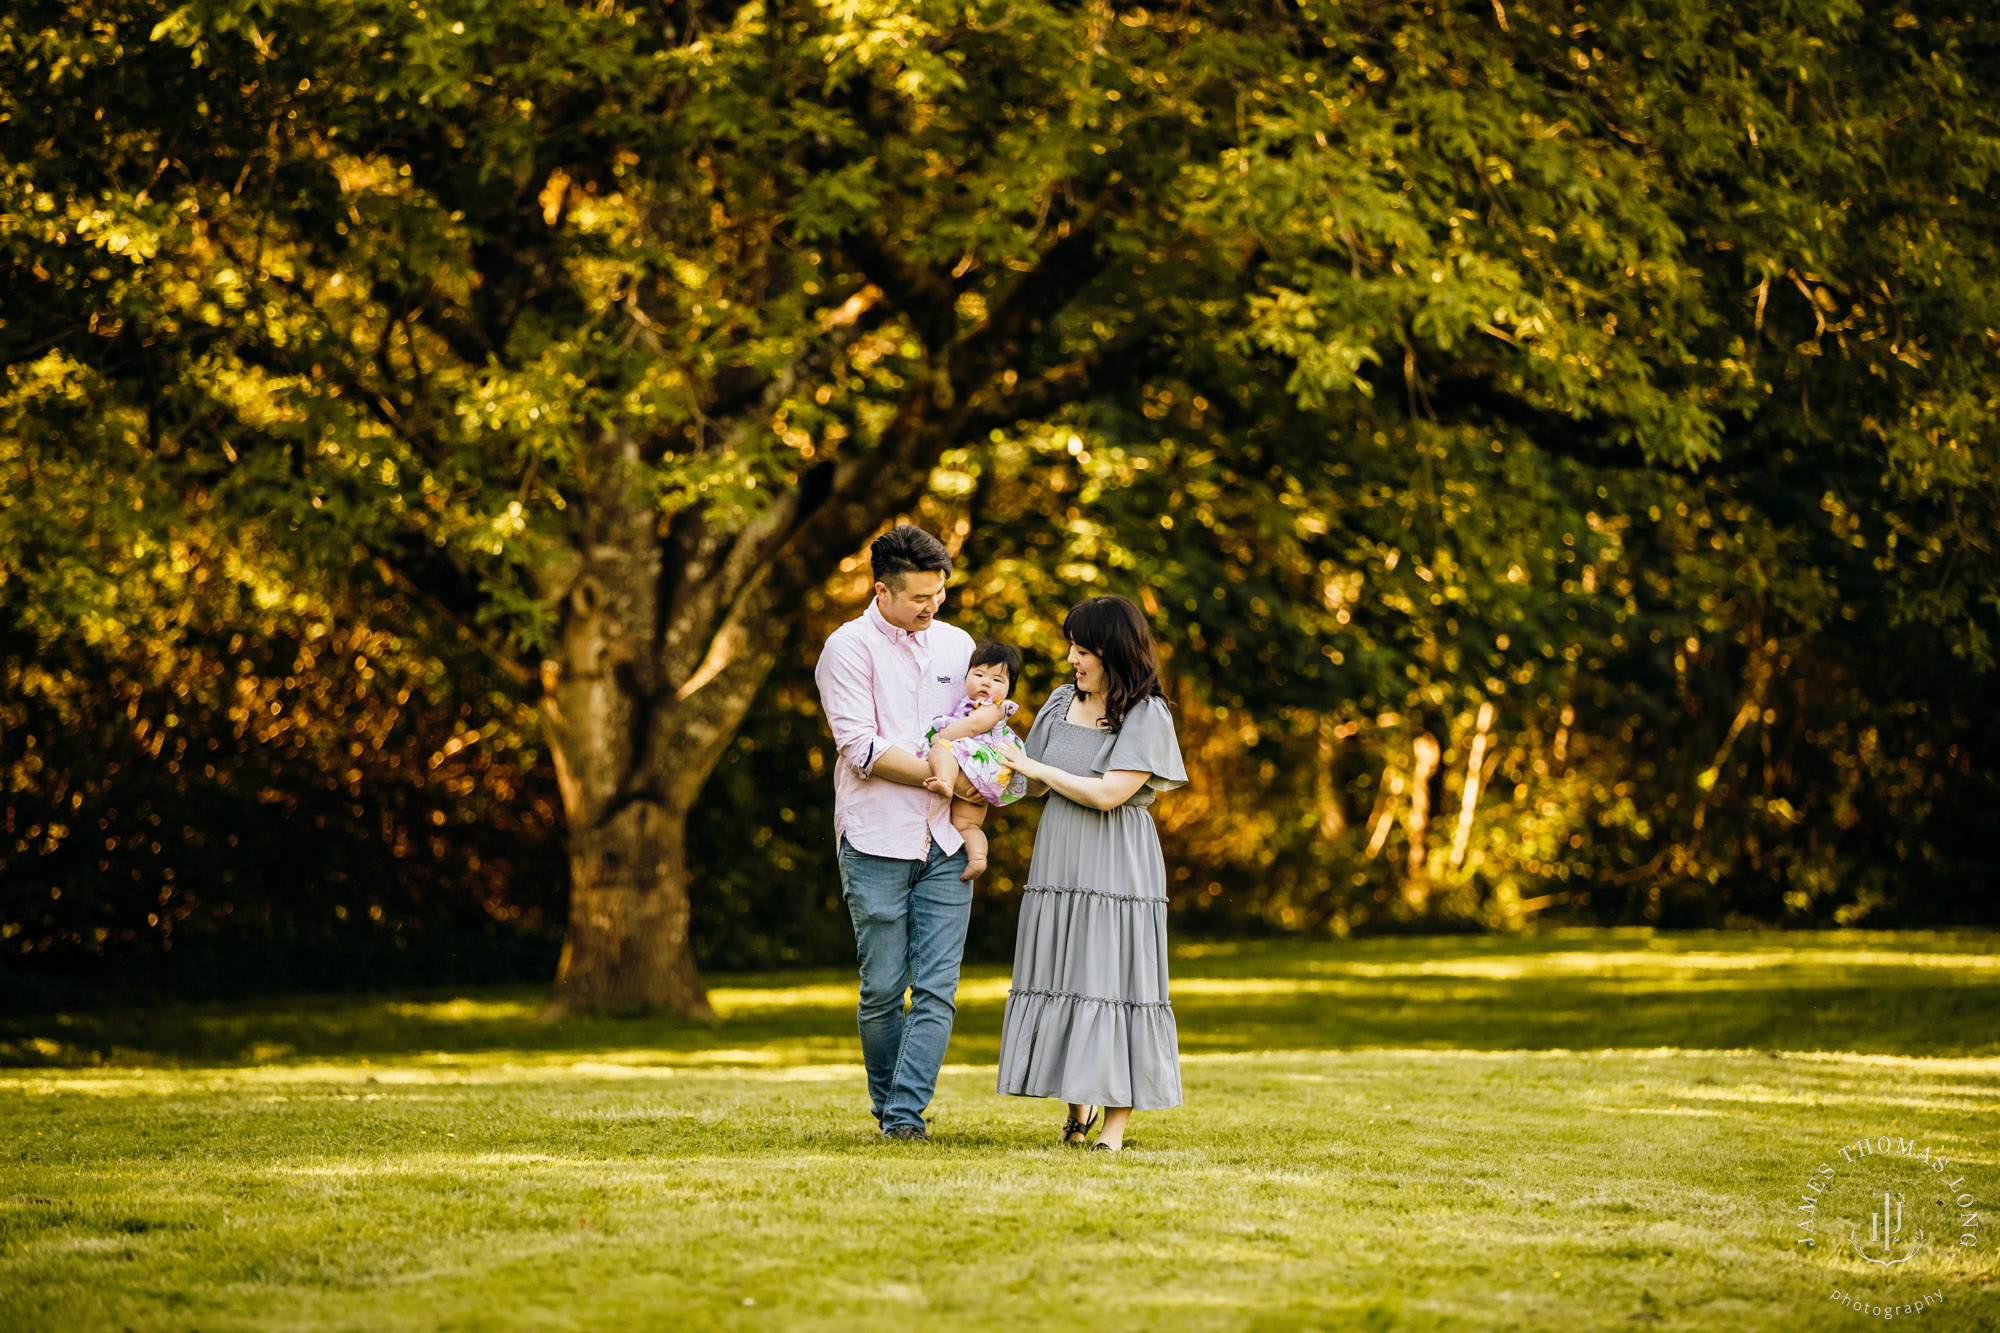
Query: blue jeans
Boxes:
[{"xmin": 837, "ymin": 834, "xmax": 973, "ymax": 1132}]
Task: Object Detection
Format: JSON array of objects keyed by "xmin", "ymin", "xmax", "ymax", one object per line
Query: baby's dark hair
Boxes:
[{"xmin": 969, "ymin": 641, "xmax": 1022, "ymax": 694}]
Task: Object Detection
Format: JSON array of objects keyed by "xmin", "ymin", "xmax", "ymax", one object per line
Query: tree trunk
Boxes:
[
  {"xmin": 549, "ymin": 789, "xmax": 708, "ymax": 1015},
  {"xmin": 540, "ymin": 638, "xmax": 775, "ymax": 1017},
  {"xmin": 531, "ymin": 230, "xmax": 1126, "ymax": 1015},
  {"xmin": 1315, "ymin": 718, "xmax": 1348, "ymax": 840},
  {"xmin": 1449, "ymin": 702, "xmax": 1496, "ymax": 868},
  {"xmin": 536, "ymin": 429, "xmax": 721, "ymax": 1017},
  {"xmin": 1402, "ymin": 731, "xmax": 1441, "ymax": 910}
]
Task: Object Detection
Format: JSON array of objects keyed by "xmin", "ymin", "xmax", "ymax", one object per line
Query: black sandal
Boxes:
[
  {"xmin": 1061, "ymin": 1107, "xmax": 1100, "ymax": 1145},
  {"xmin": 1089, "ymin": 1141, "xmax": 1121, "ymax": 1152}
]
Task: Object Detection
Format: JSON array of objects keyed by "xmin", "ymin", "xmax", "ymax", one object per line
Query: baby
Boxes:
[{"xmin": 920, "ymin": 642, "xmax": 1029, "ymax": 881}]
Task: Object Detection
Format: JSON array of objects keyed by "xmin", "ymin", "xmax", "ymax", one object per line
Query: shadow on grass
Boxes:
[{"xmin": 5, "ymin": 929, "xmax": 1997, "ymax": 1069}]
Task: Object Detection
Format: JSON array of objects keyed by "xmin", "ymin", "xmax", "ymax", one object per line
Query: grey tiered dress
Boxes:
[{"xmin": 995, "ymin": 685, "xmax": 1189, "ymax": 1111}]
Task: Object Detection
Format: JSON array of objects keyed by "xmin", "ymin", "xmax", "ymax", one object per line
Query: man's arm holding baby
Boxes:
[
  {"xmin": 814, "ymin": 635, "xmax": 981, "ymax": 798},
  {"xmin": 880, "ymin": 748, "xmax": 984, "ymax": 800}
]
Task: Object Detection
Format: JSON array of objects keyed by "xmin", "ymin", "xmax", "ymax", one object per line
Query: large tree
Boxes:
[{"xmin": 6, "ymin": 0, "xmax": 1993, "ymax": 1011}]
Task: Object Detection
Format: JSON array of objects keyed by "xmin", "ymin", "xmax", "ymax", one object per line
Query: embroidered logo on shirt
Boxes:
[{"xmin": 936, "ymin": 675, "xmax": 952, "ymax": 684}]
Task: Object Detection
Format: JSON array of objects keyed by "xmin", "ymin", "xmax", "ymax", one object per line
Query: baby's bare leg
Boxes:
[
  {"xmin": 924, "ymin": 745, "xmax": 962, "ymax": 797},
  {"xmin": 952, "ymin": 798, "xmax": 989, "ymax": 881}
]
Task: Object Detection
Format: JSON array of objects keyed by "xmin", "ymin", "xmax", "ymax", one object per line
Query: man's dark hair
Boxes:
[
  {"xmin": 870, "ymin": 524, "xmax": 953, "ymax": 588},
  {"xmin": 969, "ymin": 641, "xmax": 1023, "ymax": 695}
]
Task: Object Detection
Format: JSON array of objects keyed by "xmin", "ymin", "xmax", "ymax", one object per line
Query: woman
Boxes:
[{"xmin": 989, "ymin": 594, "xmax": 1189, "ymax": 1151}]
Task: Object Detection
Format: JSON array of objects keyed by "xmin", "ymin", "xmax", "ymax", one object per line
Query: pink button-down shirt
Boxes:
[{"xmin": 814, "ymin": 600, "xmax": 975, "ymax": 860}]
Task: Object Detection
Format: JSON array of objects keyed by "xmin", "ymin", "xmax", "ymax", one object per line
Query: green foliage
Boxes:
[
  {"xmin": 0, "ymin": 381, "xmax": 564, "ymax": 997},
  {"xmin": 2, "ymin": 0, "xmax": 1997, "ymax": 987}
]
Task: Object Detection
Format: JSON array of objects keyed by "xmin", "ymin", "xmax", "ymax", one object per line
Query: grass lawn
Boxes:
[{"xmin": 3, "ymin": 928, "xmax": 1998, "ymax": 1331}]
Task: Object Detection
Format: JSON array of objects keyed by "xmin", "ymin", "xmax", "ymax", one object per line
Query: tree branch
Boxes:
[
  {"xmin": 1384, "ymin": 360, "xmax": 1762, "ymax": 478},
  {"xmin": 370, "ymin": 278, "xmax": 496, "ymax": 368},
  {"xmin": 657, "ymin": 288, "xmax": 891, "ymax": 681},
  {"xmin": 645, "ymin": 216, "xmax": 1124, "ymax": 783},
  {"xmin": 948, "ymin": 217, "xmax": 1111, "ymax": 392},
  {"xmin": 838, "ymin": 230, "xmax": 954, "ymax": 347},
  {"xmin": 361, "ymin": 543, "xmax": 536, "ymax": 693},
  {"xmin": 959, "ymin": 323, "xmax": 1158, "ymax": 440}
]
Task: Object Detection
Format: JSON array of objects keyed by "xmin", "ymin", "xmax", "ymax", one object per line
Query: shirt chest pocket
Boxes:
[
  {"xmin": 916, "ymin": 668, "xmax": 959, "ymax": 728},
  {"xmin": 919, "ymin": 673, "xmax": 950, "ymax": 717}
]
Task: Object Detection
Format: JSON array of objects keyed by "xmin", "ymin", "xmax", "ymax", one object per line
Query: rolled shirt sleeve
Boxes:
[{"xmin": 814, "ymin": 632, "xmax": 890, "ymax": 778}]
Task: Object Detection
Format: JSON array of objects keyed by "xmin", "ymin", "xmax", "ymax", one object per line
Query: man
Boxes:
[{"xmin": 813, "ymin": 524, "xmax": 982, "ymax": 1142}]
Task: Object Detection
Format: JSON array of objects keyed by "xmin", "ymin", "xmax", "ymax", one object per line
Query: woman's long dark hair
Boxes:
[{"xmin": 1063, "ymin": 594, "xmax": 1170, "ymax": 732}]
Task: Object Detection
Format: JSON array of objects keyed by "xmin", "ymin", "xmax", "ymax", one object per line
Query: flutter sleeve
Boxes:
[
  {"xmin": 1022, "ymin": 686, "xmax": 1069, "ymax": 764},
  {"xmin": 1090, "ymin": 696, "xmax": 1189, "ymax": 792}
]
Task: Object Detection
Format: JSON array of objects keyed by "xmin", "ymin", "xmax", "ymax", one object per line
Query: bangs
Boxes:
[
  {"xmin": 1060, "ymin": 599, "xmax": 1117, "ymax": 655},
  {"xmin": 969, "ymin": 640, "xmax": 1022, "ymax": 690}
]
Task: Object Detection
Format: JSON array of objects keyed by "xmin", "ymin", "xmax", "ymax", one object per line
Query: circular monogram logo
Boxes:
[{"xmin": 1788, "ymin": 1131, "xmax": 1987, "ymax": 1320}]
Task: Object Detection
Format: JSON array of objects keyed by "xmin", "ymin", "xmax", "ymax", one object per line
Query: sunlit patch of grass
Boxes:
[
  {"xmin": 381, "ymin": 998, "xmax": 541, "ymax": 1023},
  {"xmin": 1329, "ymin": 948, "xmax": 2000, "ymax": 976},
  {"xmin": 2, "ymin": 932, "xmax": 1998, "ymax": 1330},
  {"xmin": 708, "ymin": 984, "xmax": 858, "ymax": 1013},
  {"xmin": 10, "ymin": 929, "xmax": 1998, "ymax": 1071}
]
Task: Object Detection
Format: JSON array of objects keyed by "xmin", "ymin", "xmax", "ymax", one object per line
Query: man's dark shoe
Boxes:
[{"xmin": 882, "ymin": 1125, "xmax": 932, "ymax": 1142}]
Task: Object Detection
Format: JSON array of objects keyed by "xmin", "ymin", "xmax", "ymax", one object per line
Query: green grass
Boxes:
[{"xmin": 4, "ymin": 929, "xmax": 1998, "ymax": 1331}]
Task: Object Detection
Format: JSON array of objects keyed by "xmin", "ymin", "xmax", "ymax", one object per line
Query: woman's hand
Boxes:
[
  {"xmin": 988, "ymin": 736, "xmax": 1048, "ymax": 798},
  {"xmin": 989, "ymin": 735, "xmax": 1034, "ymax": 776}
]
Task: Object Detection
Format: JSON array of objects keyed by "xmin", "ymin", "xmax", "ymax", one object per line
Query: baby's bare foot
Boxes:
[
  {"xmin": 923, "ymin": 777, "xmax": 952, "ymax": 796},
  {"xmin": 959, "ymin": 856, "xmax": 987, "ymax": 882}
]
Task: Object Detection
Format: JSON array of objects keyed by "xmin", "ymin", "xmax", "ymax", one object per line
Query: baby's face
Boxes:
[{"xmin": 966, "ymin": 662, "xmax": 1011, "ymax": 703}]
